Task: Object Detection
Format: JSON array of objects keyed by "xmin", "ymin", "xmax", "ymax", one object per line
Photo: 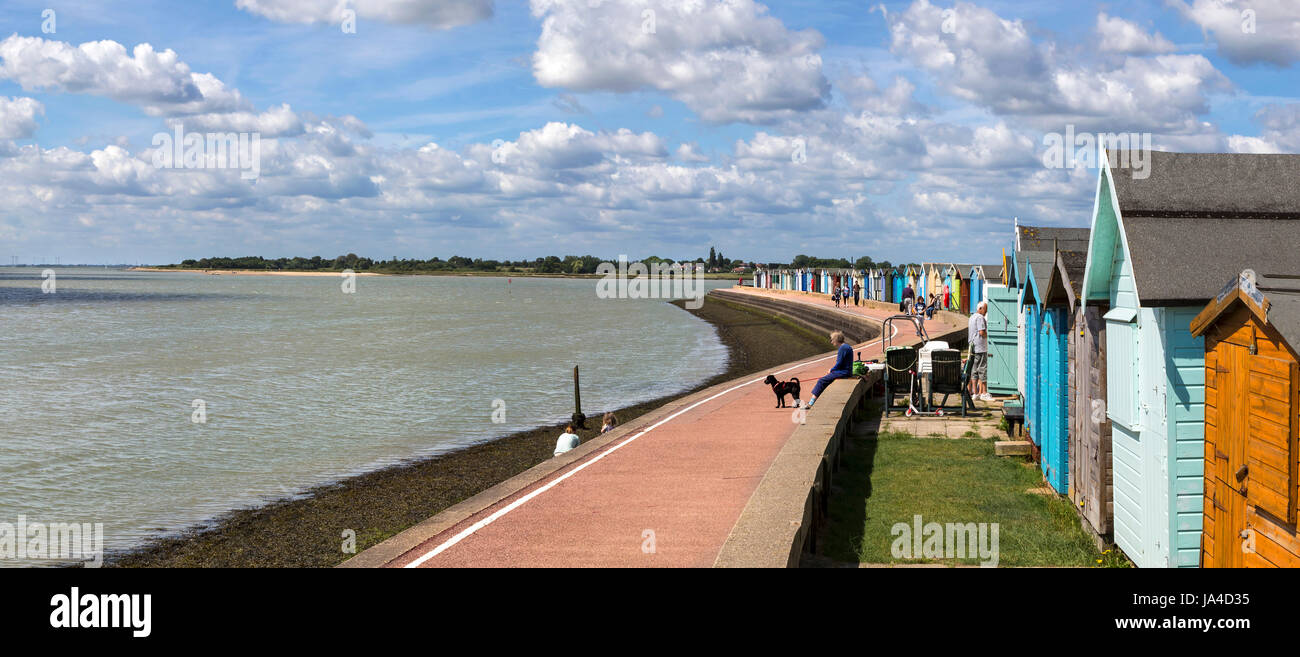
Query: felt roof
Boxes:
[{"xmin": 1105, "ymin": 150, "xmax": 1300, "ymax": 306}]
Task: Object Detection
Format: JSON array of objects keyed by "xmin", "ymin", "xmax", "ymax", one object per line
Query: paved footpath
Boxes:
[{"xmin": 383, "ymin": 289, "xmax": 929, "ymax": 567}]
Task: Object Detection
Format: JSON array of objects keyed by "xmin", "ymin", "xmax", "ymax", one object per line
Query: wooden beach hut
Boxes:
[
  {"xmin": 1065, "ymin": 249, "xmax": 1113, "ymax": 542},
  {"xmin": 983, "ymin": 263, "xmax": 1019, "ymax": 396},
  {"xmin": 1014, "ymin": 224, "xmax": 1091, "ymax": 402},
  {"xmin": 892, "ymin": 267, "xmax": 905, "ymax": 304},
  {"xmin": 1081, "ymin": 150, "xmax": 1300, "ymax": 568},
  {"xmin": 921, "ymin": 263, "xmax": 940, "ymax": 305},
  {"xmin": 917, "ymin": 263, "xmax": 934, "ymax": 299},
  {"xmin": 1191, "ymin": 271, "xmax": 1300, "ymax": 567},
  {"xmin": 969, "ymin": 265, "xmax": 991, "ymax": 310},
  {"xmin": 950, "ymin": 264, "xmax": 974, "ymax": 314},
  {"xmin": 1023, "ymin": 247, "xmax": 1088, "ymax": 494}
]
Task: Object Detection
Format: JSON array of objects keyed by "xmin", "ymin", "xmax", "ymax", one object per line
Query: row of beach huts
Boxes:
[{"xmin": 753, "ymin": 150, "xmax": 1300, "ymax": 568}]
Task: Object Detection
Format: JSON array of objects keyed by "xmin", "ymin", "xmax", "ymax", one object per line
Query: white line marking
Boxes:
[{"xmin": 403, "ymin": 301, "xmax": 897, "ymax": 567}]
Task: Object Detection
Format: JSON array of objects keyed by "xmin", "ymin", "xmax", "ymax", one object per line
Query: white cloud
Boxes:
[
  {"xmin": 530, "ymin": 0, "xmax": 830, "ymax": 124},
  {"xmin": 1170, "ymin": 0, "xmax": 1300, "ymax": 66},
  {"xmin": 1096, "ymin": 12, "xmax": 1175, "ymax": 55},
  {"xmin": 235, "ymin": 0, "xmax": 493, "ymax": 29},
  {"xmin": 0, "ymin": 36, "xmax": 246, "ymax": 116},
  {"xmin": 0, "ymin": 96, "xmax": 43, "ymax": 139},
  {"xmin": 886, "ymin": 0, "xmax": 1230, "ymax": 132},
  {"xmin": 169, "ymin": 104, "xmax": 307, "ymax": 138}
]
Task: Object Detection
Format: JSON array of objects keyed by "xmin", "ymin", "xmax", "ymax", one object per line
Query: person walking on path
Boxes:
[
  {"xmin": 968, "ymin": 301, "xmax": 991, "ymax": 401},
  {"xmin": 805, "ymin": 331, "xmax": 854, "ymax": 409},
  {"xmin": 853, "ymin": 281, "xmax": 861, "ymax": 306},
  {"xmin": 902, "ymin": 283, "xmax": 915, "ymax": 314}
]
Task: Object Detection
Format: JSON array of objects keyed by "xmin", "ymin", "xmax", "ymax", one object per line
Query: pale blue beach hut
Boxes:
[
  {"xmin": 982, "ymin": 259, "xmax": 1018, "ymax": 396},
  {"xmin": 1081, "ymin": 150, "xmax": 1300, "ymax": 568}
]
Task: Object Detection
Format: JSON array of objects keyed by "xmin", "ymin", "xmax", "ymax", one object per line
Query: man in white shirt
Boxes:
[{"xmin": 968, "ymin": 301, "xmax": 991, "ymax": 401}]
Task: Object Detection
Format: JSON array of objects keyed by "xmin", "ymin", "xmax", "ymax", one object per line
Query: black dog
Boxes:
[{"xmin": 764, "ymin": 374, "xmax": 801, "ymax": 408}]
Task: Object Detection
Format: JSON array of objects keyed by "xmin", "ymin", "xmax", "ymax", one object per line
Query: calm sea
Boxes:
[{"xmin": 0, "ymin": 268, "xmax": 729, "ymax": 565}]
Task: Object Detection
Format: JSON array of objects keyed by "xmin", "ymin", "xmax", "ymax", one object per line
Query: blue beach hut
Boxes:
[
  {"xmin": 1081, "ymin": 150, "xmax": 1300, "ymax": 568},
  {"xmin": 1029, "ymin": 247, "xmax": 1089, "ymax": 494},
  {"xmin": 1014, "ymin": 224, "xmax": 1092, "ymax": 402}
]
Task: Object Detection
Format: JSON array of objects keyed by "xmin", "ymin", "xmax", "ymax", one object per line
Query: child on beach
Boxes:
[
  {"xmin": 554, "ymin": 424, "xmax": 580, "ymax": 457},
  {"xmin": 600, "ymin": 413, "xmax": 618, "ymax": 434},
  {"xmin": 805, "ymin": 331, "xmax": 853, "ymax": 409}
]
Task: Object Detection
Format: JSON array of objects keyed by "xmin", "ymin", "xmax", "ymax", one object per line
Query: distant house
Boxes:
[{"xmin": 1080, "ymin": 150, "xmax": 1300, "ymax": 568}]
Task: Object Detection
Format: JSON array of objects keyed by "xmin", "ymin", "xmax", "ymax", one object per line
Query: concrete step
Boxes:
[{"xmin": 994, "ymin": 440, "xmax": 1032, "ymax": 456}]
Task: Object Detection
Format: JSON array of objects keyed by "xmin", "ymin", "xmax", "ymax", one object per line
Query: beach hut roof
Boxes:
[
  {"xmin": 1015, "ymin": 225, "xmax": 1089, "ymax": 289},
  {"xmin": 1017, "ymin": 230, "xmax": 1085, "ymax": 304},
  {"xmin": 979, "ymin": 264, "xmax": 1003, "ymax": 281},
  {"xmin": 1259, "ymin": 274, "xmax": 1300, "ymax": 354},
  {"xmin": 1087, "ymin": 150, "xmax": 1300, "ymax": 307},
  {"xmin": 1191, "ymin": 271, "xmax": 1300, "ymax": 356},
  {"xmin": 1110, "ymin": 151, "xmax": 1300, "ymax": 215},
  {"xmin": 1049, "ymin": 250, "xmax": 1088, "ymax": 312}
]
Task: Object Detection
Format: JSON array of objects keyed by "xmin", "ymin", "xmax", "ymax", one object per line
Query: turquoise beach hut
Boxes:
[
  {"xmin": 1014, "ymin": 224, "xmax": 1092, "ymax": 401},
  {"xmin": 983, "ymin": 260, "xmax": 1018, "ymax": 396},
  {"xmin": 1081, "ymin": 150, "xmax": 1300, "ymax": 568},
  {"xmin": 1028, "ymin": 247, "xmax": 1089, "ymax": 493}
]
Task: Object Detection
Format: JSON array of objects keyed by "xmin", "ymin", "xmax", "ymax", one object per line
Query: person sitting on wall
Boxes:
[
  {"xmin": 554, "ymin": 424, "xmax": 581, "ymax": 457},
  {"xmin": 804, "ymin": 331, "xmax": 854, "ymax": 410}
]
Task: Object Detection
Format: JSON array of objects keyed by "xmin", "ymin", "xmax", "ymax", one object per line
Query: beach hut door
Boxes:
[{"xmin": 1208, "ymin": 343, "xmax": 1252, "ymax": 567}]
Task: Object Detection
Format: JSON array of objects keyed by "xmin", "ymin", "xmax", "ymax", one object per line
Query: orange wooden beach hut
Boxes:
[{"xmin": 1191, "ymin": 270, "xmax": 1300, "ymax": 568}]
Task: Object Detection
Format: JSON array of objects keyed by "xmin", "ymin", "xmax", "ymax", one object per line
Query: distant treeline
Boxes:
[
  {"xmin": 778, "ymin": 255, "xmax": 918, "ymax": 270},
  {"xmin": 172, "ymin": 252, "xmax": 742, "ymax": 275},
  {"xmin": 168, "ymin": 252, "xmax": 911, "ymax": 274}
]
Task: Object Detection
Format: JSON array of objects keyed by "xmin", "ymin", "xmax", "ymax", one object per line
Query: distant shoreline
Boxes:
[
  {"xmin": 128, "ymin": 267, "xmax": 385, "ymax": 277},
  {"xmin": 128, "ymin": 267, "xmax": 746, "ymax": 280}
]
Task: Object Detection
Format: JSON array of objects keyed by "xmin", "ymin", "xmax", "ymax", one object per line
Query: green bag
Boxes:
[{"xmin": 852, "ymin": 361, "xmax": 866, "ymax": 376}]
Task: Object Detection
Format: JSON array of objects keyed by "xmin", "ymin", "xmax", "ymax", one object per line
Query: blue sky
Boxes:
[{"xmin": 0, "ymin": 0, "xmax": 1296, "ymax": 265}]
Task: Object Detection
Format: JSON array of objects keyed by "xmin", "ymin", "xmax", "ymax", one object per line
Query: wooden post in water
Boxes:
[{"xmin": 571, "ymin": 365, "xmax": 587, "ymax": 429}]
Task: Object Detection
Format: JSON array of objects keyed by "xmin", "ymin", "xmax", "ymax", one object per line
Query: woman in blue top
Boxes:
[{"xmin": 805, "ymin": 331, "xmax": 853, "ymax": 409}]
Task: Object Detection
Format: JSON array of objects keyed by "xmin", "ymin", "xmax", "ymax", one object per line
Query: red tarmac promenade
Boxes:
[{"xmin": 360, "ymin": 288, "xmax": 928, "ymax": 567}]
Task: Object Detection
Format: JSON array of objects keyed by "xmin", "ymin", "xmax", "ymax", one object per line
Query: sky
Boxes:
[{"xmin": 0, "ymin": 0, "xmax": 1297, "ymax": 265}]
